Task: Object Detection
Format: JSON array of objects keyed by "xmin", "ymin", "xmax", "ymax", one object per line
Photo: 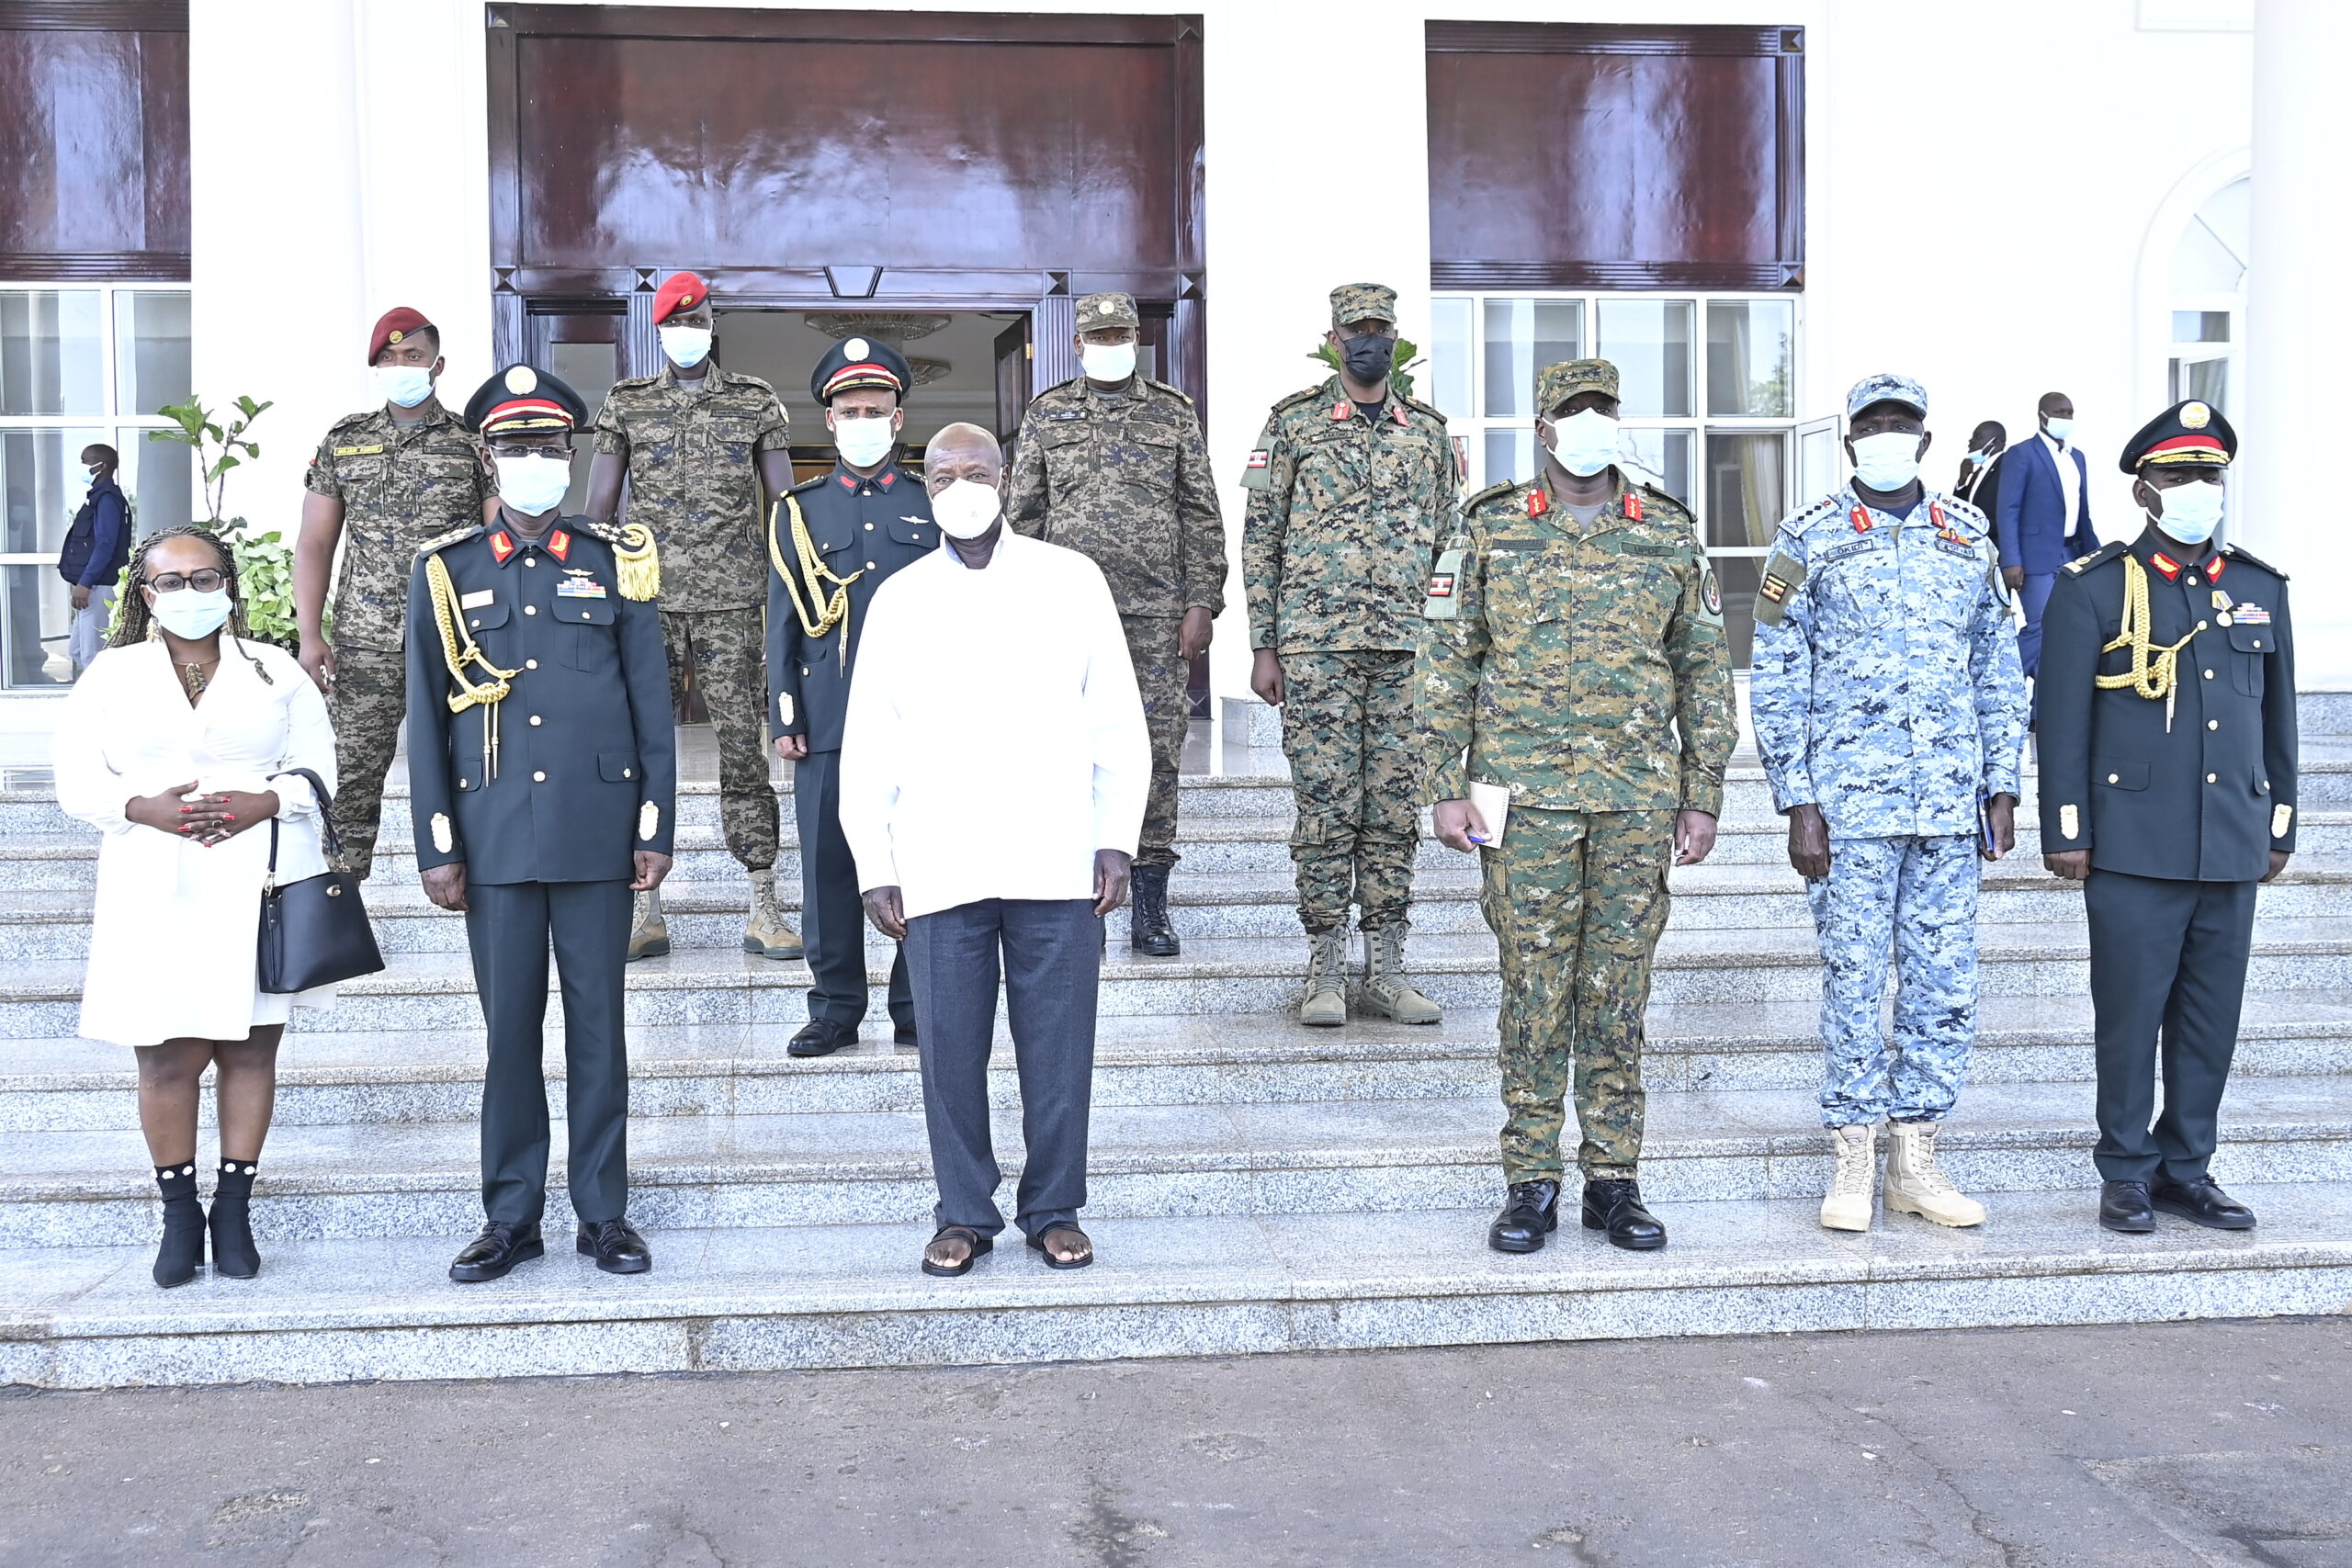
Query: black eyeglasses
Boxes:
[{"xmin": 147, "ymin": 569, "xmax": 226, "ymax": 594}]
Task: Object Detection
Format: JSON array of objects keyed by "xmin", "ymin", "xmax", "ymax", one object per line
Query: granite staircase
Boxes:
[{"xmin": 2, "ymin": 699, "xmax": 2349, "ymax": 1388}]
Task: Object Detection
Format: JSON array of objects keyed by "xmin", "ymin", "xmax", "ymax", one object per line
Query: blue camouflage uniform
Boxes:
[{"xmin": 1749, "ymin": 472, "xmax": 2030, "ymax": 1129}]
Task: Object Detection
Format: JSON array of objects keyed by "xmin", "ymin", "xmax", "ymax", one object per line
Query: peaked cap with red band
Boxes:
[
  {"xmin": 809, "ymin": 334, "xmax": 912, "ymax": 403},
  {"xmin": 2120, "ymin": 398, "xmax": 2237, "ymax": 473},
  {"xmin": 461, "ymin": 364, "xmax": 589, "ymax": 437},
  {"xmin": 368, "ymin": 306, "xmax": 434, "ymax": 364},
  {"xmin": 651, "ymin": 271, "xmax": 709, "ymax": 324}
]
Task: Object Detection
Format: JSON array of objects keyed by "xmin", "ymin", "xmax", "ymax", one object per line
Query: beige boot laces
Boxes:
[
  {"xmin": 1898, "ymin": 1123, "xmax": 1962, "ymax": 1196},
  {"xmin": 1830, "ymin": 1128, "xmax": 1876, "ymax": 1201}
]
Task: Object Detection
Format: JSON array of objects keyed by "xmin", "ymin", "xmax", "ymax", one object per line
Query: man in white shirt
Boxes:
[{"xmin": 841, "ymin": 423, "xmax": 1149, "ymax": 1277}]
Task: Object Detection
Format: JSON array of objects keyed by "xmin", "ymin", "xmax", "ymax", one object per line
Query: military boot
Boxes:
[
  {"xmin": 1358, "ymin": 922, "xmax": 1442, "ymax": 1024},
  {"xmin": 1884, "ymin": 1121, "xmax": 1986, "ymax": 1227},
  {"xmin": 1820, "ymin": 1122, "xmax": 1877, "ymax": 1233},
  {"xmin": 627, "ymin": 887, "xmax": 670, "ymax": 962},
  {"xmin": 1298, "ymin": 928, "xmax": 1350, "ymax": 1028},
  {"xmin": 1129, "ymin": 864, "xmax": 1180, "ymax": 957},
  {"xmin": 742, "ymin": 867, "xmax": 805, "ymax": 961}
]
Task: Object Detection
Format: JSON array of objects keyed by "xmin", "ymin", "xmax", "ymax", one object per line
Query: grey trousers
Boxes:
[{"xmin": 904, "ymin": 897, "xmax": 1101, "ymax": 1239}]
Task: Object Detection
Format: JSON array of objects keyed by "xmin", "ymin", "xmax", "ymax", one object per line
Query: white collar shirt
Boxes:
[
  {"xmin": 2043, "ymin": 431, "xmax": 2080, "ymax": 539},
  {"xmin": 838, "ymin": 528, "xmax": 1150, "ymax": 920}
]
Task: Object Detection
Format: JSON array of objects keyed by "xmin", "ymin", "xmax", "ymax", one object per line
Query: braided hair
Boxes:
[{"xmin": 110, "ymin": 524, "xmax": 275, "ymax": 685}]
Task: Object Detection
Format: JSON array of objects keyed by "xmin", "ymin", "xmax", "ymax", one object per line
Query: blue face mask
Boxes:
[
  {"xmin": 374, "ymin": 365, "xmax": 434, "ymax": 409},
  {"xmin": 1965, "ymin": 448, "xmax": 1990, "ymax": 468},
  {"xmin": 2044, "ymin": 416, "xmax": 2075, "ymax": 442}
]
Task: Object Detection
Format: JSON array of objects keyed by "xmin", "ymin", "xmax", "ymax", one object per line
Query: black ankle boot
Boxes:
[
  {"xmin": 209, "ymin": 1159, "xmax": 261, "ymax": 1279},
  {"xmin": 1130, "ymin": 864, "xmax": 1180, "ymax": 957},
  {"xmin": 153, "ymin": 1163, "xmax": 205, "ymax": 1288}
]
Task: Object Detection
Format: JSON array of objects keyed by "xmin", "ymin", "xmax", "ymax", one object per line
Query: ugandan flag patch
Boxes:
[{"xmin": 1758, "ymin": 573, "xmax": 1792, "ymax": 605}]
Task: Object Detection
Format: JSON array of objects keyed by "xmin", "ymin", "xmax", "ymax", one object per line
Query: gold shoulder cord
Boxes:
[
  {"xmin": 2097, "ymin": 554, "xmax": 2197, "ymax": 730},
  {"xmin": 767, "ymin": 495, "xmax": 864, "ymax": 668},
  {"xmin": 425, "ymin": 552, "xmax": 522, "ymax": 777}
]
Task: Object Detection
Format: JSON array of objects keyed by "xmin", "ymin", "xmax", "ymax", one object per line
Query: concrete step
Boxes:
[{"xmin": 6, "ymin": 1180, "xmax": 2347, "ymax": 1388}]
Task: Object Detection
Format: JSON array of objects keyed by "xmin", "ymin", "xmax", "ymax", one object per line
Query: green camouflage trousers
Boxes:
[
  {"xmin": 325, "ymin": 646, "xmax": 405, "ymax": 879},
  {"xmin": 1122, "ymin": 613, "xmax": 1188, "ymax": 869},
  {"xmin": 662, "ymin": 607, "xmax": 777, "ymax": 872},
  {"xmin": 1280, "ymin": 649, "xmax": 1419, "ymax": 934},
  {"xmin": 1482, "ymin": 806, "xmax": 1675, "ymax": 1182}
]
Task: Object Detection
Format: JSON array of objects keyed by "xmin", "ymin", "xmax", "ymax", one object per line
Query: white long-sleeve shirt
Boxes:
[{"xmin": 838, "ymin": 528, "xmax": 1150, "ymax": 920}]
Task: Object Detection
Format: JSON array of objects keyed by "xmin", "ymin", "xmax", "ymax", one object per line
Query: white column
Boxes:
[
  {"xmin": 188, "ymin": 0, "xmax": 366, "ymax": 533},
  {"xmin": 2244, "ymin": 0, "xmax": 2352, "ymax": 684}
]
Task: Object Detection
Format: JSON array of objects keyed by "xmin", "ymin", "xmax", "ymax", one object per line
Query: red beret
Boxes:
[
  {"xmin": 652, "ymin": 272, "xmax": 709, "ymax": 324},
  {"xmin": 368, "ymin": 307, "xmax": 434, "ymax": 364}
]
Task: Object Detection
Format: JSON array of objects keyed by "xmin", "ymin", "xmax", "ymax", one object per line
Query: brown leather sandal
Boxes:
[
  {"xmin": 921, "ymin": 1224, "xmax": 992, "ymax": 1278},
  {"xmin": 1027, "ymin": 1223, "xmax": 1093, "ymax": 1270}
]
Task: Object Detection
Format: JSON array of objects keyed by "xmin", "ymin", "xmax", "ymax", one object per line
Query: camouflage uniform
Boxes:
[
  {"xmin": 1417, "ymin": 360, "xmax": 1736, "ymax": 1181},
  {"xmin": 591, "ymin": 367, "xmax": 791, "ymax": 871},
  {"xmin": 1750, "ymin": 472, "xmax": 2027, "ymax": 1129},
  {"xmin": 1243, "ymin": 357, "xmax": 1453, "ymax": 934},
  {"xmin": 302, "ymin": 402, "xmax": 497, "ymax": 877},
  {"xmin": 1005, "ymin": 294, "xmax": 1226, "ymax": 868}
]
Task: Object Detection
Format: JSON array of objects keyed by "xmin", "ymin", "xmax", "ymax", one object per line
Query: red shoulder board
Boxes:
[
  {"xmin": 2150, "ymin": 551, "xmax": 2182, "ymax": 581},
  {"xmin": 1526, "ymin": 488, "xmax": 1549, "ymax": 518},
  {"xmin": 488, "ymin": 531, "xmax": 514, "ymax": 562},
  {"xmin": 1623, "ymin": 491, "xmax": 1645, "ymax": 523},
  {"xmin": 1849, "ymin": 506, "xmax": 1872, "ymax": 534},
  {"xmin": 547, "ymin": 528, "xmax": 571, "ymax": 561},
  {"xmin": 1331, "ymin": 400, "xmax": 1352, "ymax": 422}
]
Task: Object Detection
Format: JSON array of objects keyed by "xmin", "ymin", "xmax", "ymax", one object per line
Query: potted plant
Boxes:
[{"xmin": 142, "ymin": 396, "xmax": 304, "ymax": 649}]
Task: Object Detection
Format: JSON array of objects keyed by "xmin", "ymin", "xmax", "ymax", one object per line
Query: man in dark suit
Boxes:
[
  {"xmin": 768, "ymin": 337, "xmax": 938, "ymax": 1058},
  {"xmin": 1953, "ymin": 420, "xmax": 2006, "ymax": 517},
  {"xmin": 407, "ymin": 365, "xmax": 677, "ymax": 1281},
  {"xmin": 1996, "ymin": 391, "xmax": 2099, "ymax": 684},
  {"xmin": 2036, "ymin": 398, "xmax": 2292, "ymax": 1235}
]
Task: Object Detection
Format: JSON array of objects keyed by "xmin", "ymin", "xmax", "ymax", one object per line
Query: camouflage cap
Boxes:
[
  {"xmin": 1535, "ymin": 358, "xmax": 1621, "ymax": 416},
  {"xmin": 1846, "ymin": 372, "xmax": 1928, "ymax": 420},
  {"xmin": 1330, "ymin": 282, "xmax": 1397, "ymax": 328},
  {"xmin": 1074, "ymin": 291, "xmax": 1139, "ymax": 333}
]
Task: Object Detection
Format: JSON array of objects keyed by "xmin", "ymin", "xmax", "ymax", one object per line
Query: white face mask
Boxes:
[
  {"xmin": 831, "ymin": 413, "xmax": 897, "ymax": 468},
  {"xmin": 374, "ymin": 365, "xmax": 434, "ymax": 409},
  {"xmin": 85, "ymin": 465, "xmax": 102, "ymax": 482},
  {"xmin": 2149, "ymin": 477, "xmax": 2224, "ymax": 545},
  {"xmin": 660, "ymin": 324, "xmax": 713, "ymax": 369},
  {"xmin": 494, "ymin": 453, "xmax": 572, "ymax": 515},
  {"xmin": 1541, "ymin": 409, "xmax": 1619, "ymax": 479},
  {"xmin": 2043, "ymin": 416, "xmax": 2075, "ymax": 442},
  {"xmin": 151, "ymin": 587, "xmax": 233, "ymax": 640},
  {"xmin": 931, "ymin": 478, "xmax": 1001, "ymax": 539},
  {"xmin": 1850, "ymin": 431, "xmax": 1924, "ymax": 491},
  {"xmin": 1080, "ymin": 342, "xmax": 1136, "ymax": 383}
]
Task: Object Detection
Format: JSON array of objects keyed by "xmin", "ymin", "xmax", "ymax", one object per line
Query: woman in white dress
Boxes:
[{"xmin": 51, "ymin": 525, "xmax": 337, "ymax": 1288}]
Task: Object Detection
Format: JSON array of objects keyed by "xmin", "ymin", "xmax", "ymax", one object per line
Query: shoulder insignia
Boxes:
[
  {"xmin": 1786, "ymin": 495, "xmax": 1844, "ymax": 533},
  {"xmin": 575, "ymin": 518, "xmax": 661, "ymax": 600},
  {"xmin": 1272, "ymin": 384, "xmax": 1328, "ymax": 416},
  {"xmin": 605, "ymin": 373, "xmax": 660, "ymax": 393},
  {"xmin": 1634, "ymin": 484, "xmax": 1693, "ymax": 525},
  {"xmin": 415, "ymin": 524, "xmax": 483, "ymax": 559},
  {"xmin": 2063, "ymin": 541, "xmax": 2130, "ymax": 577},
  {"xmin": 1145, "ymin": 378, "xmax": 1194, "ymax": 405},
  {"xmin": 2221, "ymin": 542, "xmax": 2289, "ymax": 580},
  {"xmin": 1396, "ymin": 391, "xmax": 1447, "ymax": 424},
  {"xmin": 1937, "ymin": 491, "xmax": 1990, "ymax": 534},
  {"xmin": 1462, "ymin": 479, "xmax": 1519, "ymax": 513},
  {"xmin": 326, "ymin": 410, "xmax": 378, "ymax": 434},
  {"xmin": 1034, "ymin": 376, "xmax": 1086, "ymax": 403},
  {"xmin": 788, "ymin": 472, "xmax": 830, "ymax": 493},
  {"xmin": 718, "ymin": 367, "xmax": 779, "ymax": 395}
]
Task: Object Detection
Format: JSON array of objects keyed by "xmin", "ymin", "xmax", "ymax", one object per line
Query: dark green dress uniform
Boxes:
[
  {"xmin": 2037, "ymin": 400, "xmax": 2294, "ymax": 1194},
  {"xmin": 406, "ymin": 367, "xmax": 676, "ymax": 1234},
  {"xmin": 767, "ymin": 338, "xmax": 936, "ymax": 1043}
]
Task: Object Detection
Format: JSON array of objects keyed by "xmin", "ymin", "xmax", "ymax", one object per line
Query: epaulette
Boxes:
[
  {"xmin": 1787, "ymin": 495, "xmax": 1843, "ymax": 532},
  {"xmin": 1937, "ymin": 491, "xmax": 1991, "ymax": 533},
  {"xmin": 2063, "ymin": 541, "xmax": 2130, "ymax": 576},
  {"xmin": 1145, "ymin": 378, "xmax": 1194, "ymax": 406},
  {"xmin": 414, "ymin": 523, "xmax": 481, "ymax": 559},
  {"xmin": 1396, "ymin": 390, "xmax": 1447, "ymax": 423},
  {"xmin": 788, "ymin": 471, "xmax": 830, "ymax": 493},
  {"xmin": 716, "ymin": 367, "xmax": 778, "ymax": 395},
  {"xmin": 1461, "ymin": 479, "xmax": 1520, "ymax": 513},
  {"xmin": 2221, "ymin": 542, "xmax": 2290, "ymax": 580},
  {"xmin": 1634, "ymin": 482, "xmax": 1693, "ymax": 524},
  {"xmin": 1271, "ymin": 384, "xmax": 1328, "ymax": 416},
  {"xmin": 326, "ymin": 409, "xmax": 379, "ymax": 434},
  {"xmin": 605, "ymin": 372, "xmax": 661, "ymax": 394},
  {"xmin": 574, "ymin": 516, "xmax": 662, "ymax": 601}
]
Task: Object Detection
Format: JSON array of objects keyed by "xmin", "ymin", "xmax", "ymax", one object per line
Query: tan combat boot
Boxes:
[
  {"xmin": 1359, "ymin": 923, "xmax": 1442, "ymax": 1025},
  {"xmin": 1298, "ymin": 929, "xmax": 1350, "ymax": 1028},
  {"xmin": 628, "ymin": 887, "xmax": 670, "ymax": 962},
  {"xmin": 1820, "ymin": 1122, "xmax": 1877, "ymax": 1232},
  {"xmin": 1885, "ymin": 1120, "xmax": 1987, "ymax": 1227},
  {"xmin": 742, "ymin": 867, "xmax": 805, "ymax": 961}
]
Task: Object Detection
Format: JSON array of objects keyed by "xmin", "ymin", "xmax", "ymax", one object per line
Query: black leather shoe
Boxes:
[
  {"xmin": 1129, "ymin": 864, "xmax": 1181, "ymax": 957},
  {"xmin": 1582, "ymin": 1179, "xmax": 1667, "ymax": 1250},
  {"xmin": 449, "ymin": 1221, "xmax": 544, "ymax": 1282},
  {"xmin": 2152, "ymin": 1177, "xmax": 2256, "ymax": 1230},
  {"xmin": 787, "ymin": 1019, "xmax": 856, "ymax": 1058},
  {"xmin": 1487, "ymin": 1179, "xmax": 1561, "ymax": 1253},
  {"xmin": 577, "ymin": 1215, "xmax": 652, "ymax": 1274},
  {"xmin": 893, "ymin": 1021, "xmax": 919, "ymax": 1049},
  {"xmin": 2099, "ymin": 1179, "xmax": 2155, "ymax": 1234}
]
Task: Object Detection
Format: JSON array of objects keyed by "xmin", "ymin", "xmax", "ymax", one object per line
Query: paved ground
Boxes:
[{"xmin": 2, "ymin": 1318, "xmax": 2348, "ymax": 1567}]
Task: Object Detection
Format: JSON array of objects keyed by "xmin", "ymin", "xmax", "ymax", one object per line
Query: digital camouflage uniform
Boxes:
[
  {"xmin": 1417, "ymin": 374, "xmax": 1736, "ymax": 1182},
  {"xmin": 1005, "ymin": 294, "xmax": 1226, "ymax": 868},
  {"xmin": 1748, "ymin": 481, "xmax": 2028, "ymax": 1129},
  {"xmin": 1243, "ymin": 367, "xmax": 1453, "ymax": 934},
  {"xmin": 591, "ymin": 367, "xmax": 791, "ymax": 871},
  {"xmin": 302, "ymin": 401, "xmax": 497, "ymax": 877}
]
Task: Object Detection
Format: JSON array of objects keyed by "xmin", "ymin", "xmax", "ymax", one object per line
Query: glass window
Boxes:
[
  {"xmin": 1, "ymin": 290, "xmax": 105, "ymax": 416},
  {"xmin": 1704, "ymin": 432, "xmax": 1788, "ymax": 549},
  {"xmin": 1711, "ymin": 557, "xmax": 1763, "ymax": 669},
  {"xmin": 126, "ymin": 427, "xmax": 191, "ymax": 532},
  {"xmin": 2, "ymin": 428, "xmax": 108, "ymax": 555},
  {"xmin": 1483, "ymin": 427, "xmax": 1534, "ymax": 490},
  {"xmin": 1429, "ymin": 297, "xmax": 1473, "ymax": 420},
  {"xmin": 2170, "ymin": 356, "xmax": 2229, "ymax": 412},
  {"xmin": 2, "ymin": 563, "xmax": 73, "ymax": 688},
  {"xmin": 1619, "ymin": 428, "xmax": 1692, "ymax": 506},
  {"xmin": 1596, "ymin": 299, "xmax": 1692, "ymax": 418},
  {"xmin": 2170, "ymin": 310, "xmax": 2230, "ymax": 344},
  {"xmin": 1483, "ymin": 298, "xmax": 1584, "ymax": 417},
  {"xmin": 1706, "ymin": 299, "xmax": 1794, "ymax": 418},
  {"xmin": 115, "ymin": 290, "xmax": 193, "ymax": 416}
]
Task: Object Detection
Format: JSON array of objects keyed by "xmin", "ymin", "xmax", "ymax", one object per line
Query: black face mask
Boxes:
[{"xmin": 1340, "ymin": 333, "xmax": 1396, "ymax": 384}]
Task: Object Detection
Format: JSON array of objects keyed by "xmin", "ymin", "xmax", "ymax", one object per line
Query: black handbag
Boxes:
[{"xmin": 256, "ymin": 767, "xmax": 386, "ymax": 994}]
